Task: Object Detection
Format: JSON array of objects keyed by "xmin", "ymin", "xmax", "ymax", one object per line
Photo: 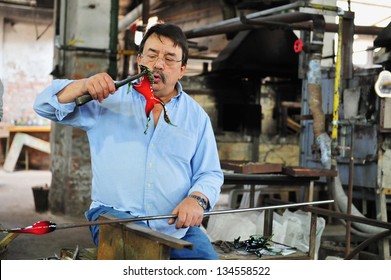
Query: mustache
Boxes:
[{"xmin": 153, "ymin": 70, "xmax": 167, "ymax": 84}]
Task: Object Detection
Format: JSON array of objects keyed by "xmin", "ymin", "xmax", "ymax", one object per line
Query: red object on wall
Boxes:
[{"xmin": 293, "ymin": 39, "xmax": 304, "ymax": 53}]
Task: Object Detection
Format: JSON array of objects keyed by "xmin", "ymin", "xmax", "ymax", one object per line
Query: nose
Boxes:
[{"xmin": 153, "ymin": 57, "xmax": 165, "ymax": 69}]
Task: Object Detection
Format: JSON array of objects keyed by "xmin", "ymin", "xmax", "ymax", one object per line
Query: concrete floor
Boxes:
[{"xmin": 0, "ymin": 168, "xmax": 95, "ymax": 260}]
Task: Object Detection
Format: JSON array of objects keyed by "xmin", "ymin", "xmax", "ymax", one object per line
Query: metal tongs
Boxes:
[{"xmin": 74, "ymin": 67, "xmax": 151, "ymax": 106}]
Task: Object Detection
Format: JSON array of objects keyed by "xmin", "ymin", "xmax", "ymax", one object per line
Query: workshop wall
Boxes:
[{"xmin": 0, "ymin": 18, "xmax": 53, "ymax": 126}]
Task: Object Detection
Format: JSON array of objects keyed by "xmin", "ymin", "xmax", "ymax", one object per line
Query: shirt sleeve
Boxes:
[
  {"xmin": 34, "ymin": 79, "xmax": 100, "ymax": 131},
  {"xmin": 33, "ymin": 79, "xmax": 76, "ymax": 121}
]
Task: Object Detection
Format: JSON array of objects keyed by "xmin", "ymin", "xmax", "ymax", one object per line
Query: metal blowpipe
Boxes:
[{"xmin": 0, "ymin": 200, "xmax": 334, "ymax": 235}]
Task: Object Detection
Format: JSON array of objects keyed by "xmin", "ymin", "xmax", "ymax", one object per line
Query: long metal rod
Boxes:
[
  {"xmin": 0, "ymin": 200, "xmax": 334, "ymax": 234},
  {"xmin": 56, "ymin": 200, "xmax": 334, "ymax": 230}
]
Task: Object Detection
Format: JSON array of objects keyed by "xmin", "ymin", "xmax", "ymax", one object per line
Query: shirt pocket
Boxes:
[{"xmin": 159, "ymin": 128, "xmax": 196, "ymax": 163}]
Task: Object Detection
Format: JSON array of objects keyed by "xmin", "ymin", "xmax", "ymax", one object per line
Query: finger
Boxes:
[
  {"xmin": 175, "ymin": 212, "xmax": 187, "ymax": 229},
  {"xmin": 168, "ymin": 207, "xmax": 179, "ymax": 225},
  {"xmin": 103, "ymin": 74, "xmax": 116, "ymax": 93},
  {"xmin": 95, "ymin": 77, "xmax": 112, "ymax": 102},
  {"xmin": 183, "ymin": 217, "xmax": 194, "ymax": 228},
  {"xmin": 190, "ymin": 214, "xmax": 202, "ymax": 227},
  {"xmin": 86, "ymin": 82, "xmax": 97, "ymax": 100},
  {"xmin": 86, "ymin": 74, "xmax": 113, "ymax": 102},
  {"xmin": 195, "ymin": 215, "xmax": 203, "ymax": 226},
  {"xmin": 85, "ymin": 77, "xmax": 101, "ymax": 100},
  {"xmin": 167, "ymin": 217, "xmax": 176, "ymax": 225},
  {"xmin": 99, "ymin": 75, "xmax": 114, "ymax": 98}
]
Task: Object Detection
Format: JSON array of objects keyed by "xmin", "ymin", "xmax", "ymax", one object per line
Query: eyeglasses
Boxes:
[{"xmin": 140, "ymin": 53, "xmax": 182, "ymax": 67}]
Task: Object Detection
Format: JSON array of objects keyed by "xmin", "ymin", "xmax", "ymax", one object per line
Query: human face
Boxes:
[{"xmin": 137, "ymin": 33, "xmax": 186, "ymax": 102}]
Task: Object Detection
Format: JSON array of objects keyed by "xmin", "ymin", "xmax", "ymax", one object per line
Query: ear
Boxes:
[
  {"xmin": 136, "ymin": 55, "xmax": 142, "ymax": 67},
  {"xmin": 178, "ymin": 64, "xmax": 187, "ymax": 79}
]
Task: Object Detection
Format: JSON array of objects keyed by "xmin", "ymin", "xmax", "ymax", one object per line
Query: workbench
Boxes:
[
  {"xmin": 8, "ymin": 125, "xmax": 51, "ymax": 133},
  {"xmin": 61, "ymin": 213, "xmax": 194, "ymax": 260},
  {"xmin": 2, "ymin": 125, "xmax": 51, "ymax": 171}
]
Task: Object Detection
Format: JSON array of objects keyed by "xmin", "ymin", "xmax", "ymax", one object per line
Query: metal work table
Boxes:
[
  {"xmin": 223, "ymin": 171, "xmax": 324, "ymax": 208},
  {"xmin": 224, "ymin": 172, "xmax": 319, "ymax": 185}
]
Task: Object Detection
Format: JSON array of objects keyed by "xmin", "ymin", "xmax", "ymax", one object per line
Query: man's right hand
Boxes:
[{"xmin": 57, "ymin": 72, "xmax": 116, "ymax": 104}]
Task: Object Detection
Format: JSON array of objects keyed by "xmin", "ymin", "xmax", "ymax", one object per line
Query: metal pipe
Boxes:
[
  {"xmin": 1, "ymin": 200, "xmax": 334, "ymax": 235},
  {"xmin": 239, "ymin": 11, "xmax": 320, "ymax": 29},
  {"xmin": 142, "ymin": 0, "xmax": 150, "ymax": 25},
  {"xmin": 345, "ymin": 230, "xmax": 391, "ymax": 260},
  {"xmin": 109, "ymin": 0, "xmax": 119, "ymax": 78},
  {"xmin": 186, "ymin": 1, "xmax": 304, "ymax": 35},
  {"xmin": 304, "ymin": 15, "xmax": 333, "ymax": 171},
  {"xmin": 184, "ymin": 6, "xmax": 383, "ymax": 38},
  {"xmin": 240, "ymin": 11, "xmax": 382, "ymax": 37},
  {"xmin": 289, "ymin": 22, "xmax": 382, "ymax": 35},
  {"xmin": 185, "ymin": 11, "xmax": 315, "ymax": 38},
  {"xmin": 331, "ymin": 14, "xmax": 343, "ymax": 149},
  {"xmin": 118, "ymin": 0, "xmax": 159, "ymax": 32},
  {"xmin": 345, "ymin": 122, "xmax": 355, "ymax": 256}
]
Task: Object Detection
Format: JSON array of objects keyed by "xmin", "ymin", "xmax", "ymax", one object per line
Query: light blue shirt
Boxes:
[{"xmin": 34, "ymin": 80, "xmax": 223, "ymax": 239}]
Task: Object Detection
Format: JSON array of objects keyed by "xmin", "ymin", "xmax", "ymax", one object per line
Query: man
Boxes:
[{"xmin": 34, "ymin": 23, "xmax": 223, "ymax": 259}]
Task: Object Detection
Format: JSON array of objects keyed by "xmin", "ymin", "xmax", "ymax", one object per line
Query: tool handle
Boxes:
[
  {"xmin": 74, "ymin": 71, "xmax": 147, "ymax": 106},
  {"xmin": 75, "ymin": 94, "xmax": 93, "ymax": 106}
]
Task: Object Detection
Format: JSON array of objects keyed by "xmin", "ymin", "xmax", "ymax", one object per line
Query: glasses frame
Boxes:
[{"xmin": 140, "ymin": 53, "xmax": 182, "ymax": 67}]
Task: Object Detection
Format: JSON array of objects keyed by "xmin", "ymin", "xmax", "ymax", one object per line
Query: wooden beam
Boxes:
[
  {"xmin": 3, "ymin": 133, "xmax": 50, "ymax": 172},
  {"xmin": 221, "ymin": 160, "xmax": 283, "ymax": 174}
]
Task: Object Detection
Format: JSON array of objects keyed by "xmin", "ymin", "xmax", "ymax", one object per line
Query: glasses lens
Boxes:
[{"xmin": 141, "ymin": 54, "xmax": 180, "ymax": 66}]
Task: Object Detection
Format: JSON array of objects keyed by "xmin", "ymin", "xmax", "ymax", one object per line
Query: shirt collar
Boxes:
[{"xmin": 173, "ymin": 81, "xmax": 183, "ymax": 100}]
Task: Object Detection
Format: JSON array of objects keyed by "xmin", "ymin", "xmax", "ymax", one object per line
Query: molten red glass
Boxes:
[
  {"xmin": 134, "ymin": 76, "xmax": 175, "ymax": 130},
  {"xmin": 6, "ymin": 221, "xmax": 56, "ymax": 235},
  {"xmin": 134, "ymin": 76, "xmax": 165, "ymax": 116}
]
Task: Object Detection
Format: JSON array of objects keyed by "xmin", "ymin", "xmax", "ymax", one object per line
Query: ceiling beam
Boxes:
[{"xmin": 0, "ymin": 3, "xmax": 53, "ymax": 24}]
